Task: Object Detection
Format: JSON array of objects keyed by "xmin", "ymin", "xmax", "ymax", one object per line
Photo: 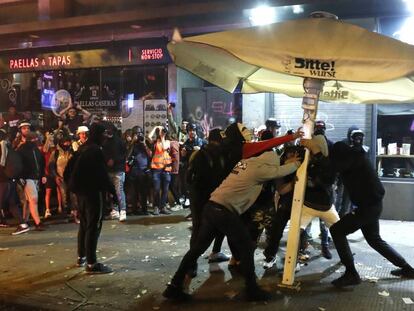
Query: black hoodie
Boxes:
[{"xmin": 331, "ymin": 142, "xmax": 384, "ymax": 212}]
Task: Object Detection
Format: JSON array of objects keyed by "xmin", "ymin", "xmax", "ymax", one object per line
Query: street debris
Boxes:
[
  {"xmin": 47, "ymin": 242, "xmax": 54, "ymax": 246},
  {"xmin": 378, "ymin": 290, "xmax": 390, "ymax": 297},
  {"xmin": 402, "ymin": 298, "xmax": 414, "ymax": 304},
  {"xmin": 224, "ymin": 290, "xmax": 238, "ymax": 299},
  {"xmin": 365, "ymin": 276, "xmax": 379, "ymax": 283},
  {"xmin": 142, "ymin": 256, "xmax": 151, "ymax": 262},
  {"xmin": 318, "ymin": 307, "xmax": 326, "ymax": 311},
  {"xmin": 50, "ymin": 260, "xmax": 54, "ymax": 264},
  {"xmin": 0, "ymin": 248, "xmax": 9, "ymax": 251}
]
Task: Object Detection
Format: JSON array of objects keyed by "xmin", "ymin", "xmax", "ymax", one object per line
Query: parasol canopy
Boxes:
[{"xmin": 168, "ymin": 17, "xmax": 414, "ymax": 104}]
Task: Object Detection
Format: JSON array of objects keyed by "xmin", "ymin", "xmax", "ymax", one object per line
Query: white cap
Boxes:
[
  {"xmin": 76, "ymin": 126, "xmax": 89, "ymax": 134},
  {"xmin": 351, "ymin": 129, "xmax": 364, "ymax": 137},
  {"xmin": 18, "ymin": 122, "xmax": 31, "ymax": 128}
]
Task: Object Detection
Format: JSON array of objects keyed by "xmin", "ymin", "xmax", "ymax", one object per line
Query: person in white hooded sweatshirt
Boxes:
[{"xmin": 163, "ymin": 146, "xmax": 302, "ymax": 302}]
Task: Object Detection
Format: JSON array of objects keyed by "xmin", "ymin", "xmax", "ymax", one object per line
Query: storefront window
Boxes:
[{"xmin": 376, "ymin": 105, "xmax": 414, "ymax": 179}]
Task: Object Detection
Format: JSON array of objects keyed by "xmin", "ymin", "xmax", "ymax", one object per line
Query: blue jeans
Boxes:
[
  {"xmin": 109, "ymin": 172, "xmax": 126, "ymax": 212},
  {"xmin": 152, "ymin": 169, "xmax": 171, "ymax": 209}
]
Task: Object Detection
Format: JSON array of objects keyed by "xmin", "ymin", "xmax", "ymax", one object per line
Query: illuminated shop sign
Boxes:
[
  {"xmin": 0, "ymin": 43, "xmax": 170, "ymax": 73},
  {"xmin": 9, "ymin": 55, "xmax": 72, "ymax": 70},
  {"xmin": 128, "ymin": 46, "xmax": 168, "ymax": 63}
]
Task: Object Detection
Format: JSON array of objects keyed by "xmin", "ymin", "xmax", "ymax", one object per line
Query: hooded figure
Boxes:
[{"xmin": 329, "ymin": 141, "xmax": 414, "ymax": 287}]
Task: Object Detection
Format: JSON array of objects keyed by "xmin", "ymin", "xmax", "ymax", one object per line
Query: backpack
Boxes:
[{"xmin": 4, "ymin": 147, "xmax": 23, "ymax": 179}]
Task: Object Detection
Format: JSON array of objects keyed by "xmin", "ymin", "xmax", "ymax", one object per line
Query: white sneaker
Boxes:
[
  {"xmin": 110, "ymin": 209, "xmax": 120, "ymax": 220},
  {"xmin": 263, "ymin": 256, "xmax": 278, "ymax": 269},
  {"xmin": 119, "ymin": 210, "xmax": 127, "ymax": 222}
]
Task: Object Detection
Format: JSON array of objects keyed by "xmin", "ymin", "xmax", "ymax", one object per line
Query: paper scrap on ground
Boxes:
[
  {"xmin": 403, "ymin": 297, "xmax": 414, "ymax": 304},
  {"xmin": 318, "ymin": 307, "xmax": 326, "ymax": 311},
  {"xmin": 378, "ymin": 290, "xmax": 390, "ymax": 297}
]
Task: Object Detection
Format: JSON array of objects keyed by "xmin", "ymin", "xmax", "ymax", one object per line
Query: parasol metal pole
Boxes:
[{"xmin": 281, "ymin": 77, "xmax": 323, "ymax": 286}]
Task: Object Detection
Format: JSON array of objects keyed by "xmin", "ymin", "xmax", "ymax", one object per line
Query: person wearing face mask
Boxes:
[
  {"xmin": 350, "ymin": 129, "xmax": 370, "ymax": 155},
  {"xmin": 102, "ymin": 123, "xmax": 127, "ymax": 222},
  {"xmin": 48, "ymin": 136, "xmax": 74, "ymax": 218}
]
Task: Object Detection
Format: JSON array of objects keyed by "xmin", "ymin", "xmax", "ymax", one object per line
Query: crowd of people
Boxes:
[{"xmin": 1, "ymin": 102, "xmax": 414, "ymax": 300}]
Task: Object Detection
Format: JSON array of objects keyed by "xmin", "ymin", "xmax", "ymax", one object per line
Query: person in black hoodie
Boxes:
[
  {"xmin": 69, "ymin": 123, "xmax": 118, "ymax": 274},
  {"xmin": 329, "ymin": 141, "xmax": 414, "ymax": 286},
  {"xmin": 102, "ymin": 122, "xmax": 127, "ymax": 222},
  {"xmin": 15, "ymin": 121, "xmax": 45, "ymax": 231}
]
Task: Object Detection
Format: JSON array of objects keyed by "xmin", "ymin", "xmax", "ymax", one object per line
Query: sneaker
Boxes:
[
  {"xmin": 44, "ymin": 209, "xmax": 52, "ymax": 219},
  {"xmin": 208, "ymin": 252, "xmax": 230, "ymax": 263},
  {"xmin": 263, "ymin": 256, "xmax": 278, "ymax": 269},
  {"xmin": 34, "ymin": 223, "xmax": 46, "ymax": 231},
  {"xmin": 152, "ymin": 207, "xmax": 160, "ymax": 216},
  {"xmin": 160, "ymin": 209, "xmax": 171, "ymax": 215},
  {"xmin": 12, "ymin": 224, "xmax": 30, "ymax": 235},
  {"xmin": 163, "ymin": 284, "xmax": 192, "ymax": 301},
  {"xmin": 85, "ymin": 262, "xmax": 113, "ymax": 274},
  {"xmin": 0, "ymin": 220, "xmax": 10, "ymax": 228},
  {"xmin": 171, "ymin": 204, "xmax": 182, "ymax": 211},
  {"xmin": 391, "ymin": 266, "xmax": 414, "ymax": 278},
  {"xmin": 110, "ymin": 209, "xmax": 120, "ymax": 220},
  {"xmin": 76, "ymin": 257, "xmax": 86, "ymax": 267},
  {"xmin": 331, "ymin": 271, "xmax": 361, "ymax": 287},
  {"xmin": 246, "ymin": 286, "xmax": 272, "ymax": 301},
  {"xmin": 119, "ymin": 210, "xmax": 127, "ymax": 222},
  {"xmin": 321, "ymin": 245, "xmax": 332, "ymax": 259}
]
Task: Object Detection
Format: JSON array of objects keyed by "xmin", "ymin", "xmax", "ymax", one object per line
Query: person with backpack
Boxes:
[
  {"xmin": 0, "ymin": 128, "xmax": 29, "ymax": 235},
  {"xmin": 15, "ymin": 121, "xmax": 46, "ymax": 231}
]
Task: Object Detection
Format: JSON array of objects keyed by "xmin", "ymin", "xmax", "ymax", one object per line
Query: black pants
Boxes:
[
  {"xmin": 189, "ymin": 191, "xmax": 225, "ymax": 254},
  {"xmin": 172, "ymin": 201, "xmax": 257, "ymax": 289},
  {"xmin": 77, "ymin": 192, "xmax": 104, "ymax": 265},
  {"xmin": 131, "ymin": 171, "xmax": 151, "ymax": 212},
  {"xmin": 263, "ymin": 203, "xmax": 291, "ymax": 260},
  {"xmin": 330, "ymin": 202, "xmax": 407, "ymax": 270},
  {"xmin": 169, "ymin": 174, "xmax": 181, "ymax": 205},
  {"xmin": 0, "ymin": 181, "xmax": 23, "ymax": 224}
]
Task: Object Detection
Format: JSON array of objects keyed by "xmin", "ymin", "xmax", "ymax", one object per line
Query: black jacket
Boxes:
[
  {"xmin": 331, "ymin": 142, "xmax": 384, "ymax": 211},
  {"xmin": 102, "ymin": 135, "xmax": 127, "ymax": 173},
  {"xmin": 69, "ymin": 143, "xmax": 116, "ymax": 196},
  {"xmin": 304, "ymin": 152, "xmax": 336, "ymax": 211},
  {"xmin": 16, "ymin": 142, "xmax": 44, "ymax": 180}
]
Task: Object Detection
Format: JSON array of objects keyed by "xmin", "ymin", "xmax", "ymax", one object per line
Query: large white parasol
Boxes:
[{"xmin": 167, "ymin": 13, "xmax": 414, "ymax": 286}]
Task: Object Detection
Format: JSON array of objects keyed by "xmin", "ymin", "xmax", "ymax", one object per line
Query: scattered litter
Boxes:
[
  {"xmin": 109, "ymin": 272, "xmax": 115, "ymax": 276},
  {"xmin": 135, "ymin": 294, "xmax": 141, "ymax": 299},
  {"xmin": 47, "ymin": 242, "xmax": 54, "ymax": 246},
  {"xmin": 224, "ymin": 290, "xmax": 238, "ymax": 299},
  {"xmin": 365, "ymin": 276, "xmax": 379, "ymax": 283},
  {"xmin": 161, "ymin": 239, "xmax": 172, "ymax": 243},
  {"xmin": 403, "ymin": 298, "xmax": 414, "ymax": 304},
  {"xmin": 141, "ymin": 289, "xmax": 147, "ymax": 295},
  {"xmin": 165, "ymin": 226, "xmax": 171, "ymax": 229},
  {"xmin": 378, "ymin": 290, "xmax": 390, "ymax": 297},
  {"xmin": 50, "ymin": 260, "xmax": 54, "ymax": 264},
  {"xmin": 126, "ymin": 249, "xmax": 130, "ymax": 254},
  {"xmin": 318, "ymin": 307, "xmax": 326, "ymax": 311},
  {"xmin": 0, "ymin": 248, "xmax": 9, "ymax": 251},
  {"xmin": 95, "ymin": 288, "xmax": 101, "ymax": 291},
  {"xmin": 142, "ymin": 256, "xmax": 151, "ymax": 262},
  {"xmin": 101, "ymin": 256, "xmax": 107, "ymax": 260}
]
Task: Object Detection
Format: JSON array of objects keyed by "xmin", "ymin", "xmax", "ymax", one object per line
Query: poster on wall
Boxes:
[
  {"xmin": 144, "ymin": 99, "xmax": 167, "ymax": 135},
  {"xmin": 121, "ymin": 99, "xmax": 144, "ymax": 132}
]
